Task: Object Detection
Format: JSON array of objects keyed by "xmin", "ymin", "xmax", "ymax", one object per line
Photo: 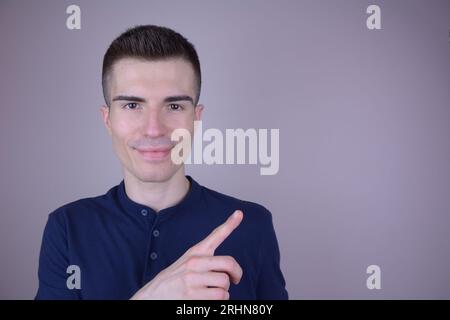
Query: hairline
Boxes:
[{"xmin": 103, "ymin": 56, "xmax": 201, "ymax": 107}]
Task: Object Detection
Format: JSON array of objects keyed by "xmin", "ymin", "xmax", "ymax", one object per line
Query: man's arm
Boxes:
[
  {"xmin": 35, "ymin": 211, "xmax": 80, "ymax": 300},
  {"xmin": 256, "ymin": 209, "xmax": 289, "ymax": 300}
]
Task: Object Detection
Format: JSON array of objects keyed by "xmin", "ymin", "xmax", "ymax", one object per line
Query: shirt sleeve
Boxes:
[
  {"xmin": 35, "ymin": 211, "xmax": 81, "ymax": 300},
  {"xmin": 255, "ymin": 208, "xmax": 289, "ymax": 300}
]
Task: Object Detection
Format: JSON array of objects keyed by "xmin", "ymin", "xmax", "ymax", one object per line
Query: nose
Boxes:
[{"xmin": 143, "ymin": 108, "xmax": 166, "ymax": 138}]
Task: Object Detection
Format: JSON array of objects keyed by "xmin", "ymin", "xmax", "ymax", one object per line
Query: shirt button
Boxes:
[
  {"xmin": 141, "ymin": 209, "xmax": 148, "ymax": 216},
  {"xmin": 153, "ymin": 229, "xmax": 160, "ymax": 237},
  {"xmin": 150, "ymin": 252, "xmax": 158, "ymax": 260}
]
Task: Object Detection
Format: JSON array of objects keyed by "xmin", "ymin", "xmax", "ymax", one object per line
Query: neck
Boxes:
[{"xmin": 122, "ymin": 168, "xmax": 190, "ymax": 212}]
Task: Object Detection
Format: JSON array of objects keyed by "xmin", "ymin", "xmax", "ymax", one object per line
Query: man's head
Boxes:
[
  {"xmin": 102, "ymin": 25, "xmax": 202, "ymax": 107},
  {"xmin": 100, "ymin": 25, "xmax": 204, "ymax": 183}
]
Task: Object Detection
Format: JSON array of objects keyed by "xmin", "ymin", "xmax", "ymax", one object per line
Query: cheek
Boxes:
[{"xmin": 110, "ymin": 117, "xmax": 136, "ymax": 146}]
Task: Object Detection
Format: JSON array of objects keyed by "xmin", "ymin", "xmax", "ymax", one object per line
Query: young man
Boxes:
[{"xmin": 36, "ymin": 25, "xmax": 288, "ymax": 300}]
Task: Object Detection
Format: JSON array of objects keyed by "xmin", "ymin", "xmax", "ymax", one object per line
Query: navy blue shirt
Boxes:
[{"xmin": 36, "ymin": 176, "xmax": 288, "ymax": 300}]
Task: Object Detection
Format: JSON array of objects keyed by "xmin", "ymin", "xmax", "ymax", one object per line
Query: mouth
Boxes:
[{"xmin": 134, "ymin": 146, "xmax": 173, "ymax": 162}]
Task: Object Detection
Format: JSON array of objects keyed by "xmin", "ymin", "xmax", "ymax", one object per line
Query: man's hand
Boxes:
[{"xmin": 131, "ymin": 210, "xmax": 244, "ymax": 300}]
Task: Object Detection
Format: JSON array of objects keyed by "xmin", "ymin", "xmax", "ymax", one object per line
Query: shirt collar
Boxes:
[{"xmin": 116, "ymin": 175, "xmax": 202, "ymax": 222}]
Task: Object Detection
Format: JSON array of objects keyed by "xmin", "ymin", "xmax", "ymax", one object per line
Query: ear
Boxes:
[
  {"xmin": 100, "ymin": 105, "xmax": 112, "ymax": 136},
  {"xmin": 194, "ymin": 104, "xmax": 204, "ymax": 121}
]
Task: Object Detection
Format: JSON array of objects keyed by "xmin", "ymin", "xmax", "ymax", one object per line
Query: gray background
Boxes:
[{"xmin": 1, "ymin": 0, "xmax": 449, "ymax": 299}]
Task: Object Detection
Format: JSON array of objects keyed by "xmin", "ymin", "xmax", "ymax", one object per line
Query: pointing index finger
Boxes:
[{"xmin": 197, "ymin": 210, "xmax": 243, "ymax": 254}]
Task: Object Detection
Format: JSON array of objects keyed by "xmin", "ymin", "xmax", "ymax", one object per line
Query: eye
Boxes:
[
  {"xmin": 168, "ymin": 103, "xmax": 183, "ymax": 111},
  {"xmin": 123, "ymin": 102, "xmax": 139, "ymax": 110}
]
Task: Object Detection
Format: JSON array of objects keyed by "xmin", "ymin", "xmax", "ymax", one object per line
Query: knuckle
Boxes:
[
  {"xmin": 219, "ymin": 273, "xmax": 230, "ymax": 287},
  {"xmin": 184, "ymin": 246, "xmax": 193, "ymax": 255},
  {"xmin": 224, "ymin": 255, "xmax": 237, "ymax": 269},
  {"xmin": 187, "ymin": 245, "xmax": 200, "ymax": 255},
  {"xmin": 185, "ymin": 256, "xmax": 200, "ymax": 269}
]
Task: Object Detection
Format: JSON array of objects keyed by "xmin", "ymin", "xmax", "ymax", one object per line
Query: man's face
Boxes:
[{"xmin": 101, "ymin": 57, "xmax": 203, "ymax": 183}]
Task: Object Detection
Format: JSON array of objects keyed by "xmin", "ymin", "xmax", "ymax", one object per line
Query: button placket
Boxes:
[{"xmin": 148, "ymin": 214, "xmax": 160, "ymax": 262}]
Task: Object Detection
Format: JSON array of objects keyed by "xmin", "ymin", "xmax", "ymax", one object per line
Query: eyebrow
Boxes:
[
  {"xmin": 164, "ymin": 95, "xmax": 194, "ymax": 105},
  {"xmin": 112, "ymin": 95, "xmax": 194, "ymax": 105},
  {"xmin": 112, "ymin": 95, "xmax": 146, "ymax": 103}
]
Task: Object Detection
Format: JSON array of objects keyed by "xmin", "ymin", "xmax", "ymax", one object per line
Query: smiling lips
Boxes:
[{"xmin": 135, "ymin": 147, "xmax": 173, "ymax": 161}]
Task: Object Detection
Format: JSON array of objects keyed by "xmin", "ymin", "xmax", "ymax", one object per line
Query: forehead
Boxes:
[{"xmin": 109, "ymin": 57, "xmax": 196, "ymax": 100}]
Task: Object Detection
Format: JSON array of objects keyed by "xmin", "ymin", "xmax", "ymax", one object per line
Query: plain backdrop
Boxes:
[{"xmin": 0, "ymin": 0, "xmax": 450, "ymax": 299}]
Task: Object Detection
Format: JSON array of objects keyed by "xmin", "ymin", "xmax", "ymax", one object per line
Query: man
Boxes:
[{"xmin": 36, "ymin": 25, "xmax": 288, "ymax": 300}]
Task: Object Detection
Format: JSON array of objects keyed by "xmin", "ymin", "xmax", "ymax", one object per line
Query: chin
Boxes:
[{"xmin": 135, "ymin": 165, "xmax": 182, "ymax": 183}]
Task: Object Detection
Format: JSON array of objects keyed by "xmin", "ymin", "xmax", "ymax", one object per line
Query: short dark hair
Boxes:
[{"xmin": 102, "ymin": 25, "xmax": 201, "ymax": 107}]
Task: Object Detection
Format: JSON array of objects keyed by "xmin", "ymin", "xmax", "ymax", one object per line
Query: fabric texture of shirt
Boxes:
[{"xmin": 36, "ymin": 176, "xmax": 288, "ymax": 300}]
